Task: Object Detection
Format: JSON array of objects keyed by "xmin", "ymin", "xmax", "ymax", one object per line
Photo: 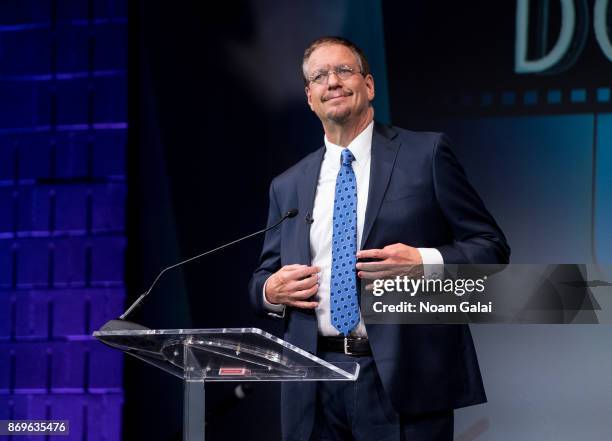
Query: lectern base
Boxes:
[{"xmin": 184, "ymin": 381, "xmax": 205, "ymax": 441}]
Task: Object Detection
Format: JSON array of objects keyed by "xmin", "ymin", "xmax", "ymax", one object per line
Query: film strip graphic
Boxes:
[{"xmin": 428, "ymin": 86, "xmax": 612, "ymax": 116}]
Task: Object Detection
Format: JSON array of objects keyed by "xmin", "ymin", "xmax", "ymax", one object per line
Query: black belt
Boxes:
[{"xmin": 318, "ymin": 336, "xmax": 372, "ymax": 356}]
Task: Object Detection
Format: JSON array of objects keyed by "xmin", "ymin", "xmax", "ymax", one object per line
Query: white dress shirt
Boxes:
[{"xmin": 264, "ymin": 121, "xmax": 443, "ymax": 336}]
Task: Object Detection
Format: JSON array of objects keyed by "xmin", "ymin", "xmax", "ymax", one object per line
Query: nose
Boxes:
[{"xmin": 327, "ymin": 71, "xmax": 341, "ymax": 87}]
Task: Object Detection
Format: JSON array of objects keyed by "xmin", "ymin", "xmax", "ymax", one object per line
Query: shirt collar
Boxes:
[{"xmin": 324, "ymin": 120, "xmax": 374, "ymax": 163}]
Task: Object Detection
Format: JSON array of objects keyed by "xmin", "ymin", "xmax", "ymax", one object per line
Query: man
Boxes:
[{"xmin": 249, "ymin": 36, "xmax": 510, "ymax": 441}]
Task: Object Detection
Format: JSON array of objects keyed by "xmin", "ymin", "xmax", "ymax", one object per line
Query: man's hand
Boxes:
[
  {"xmin": 265, "ymin": 264, "xmax": 320, "ymax": 309},
  {"xmin": 356, "ymin": 243, "xmax": 423, "ymax": 280}
]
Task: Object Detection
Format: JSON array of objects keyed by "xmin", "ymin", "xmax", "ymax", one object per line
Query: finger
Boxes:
[
  {"xmin": 287, "ymin": 265, "xmax": 321, "ymax": 280},
  {"xmin": 287, "ymin": 284, "xmax": 319, "ymax": 300},
  {"xmin": 383, "ymin": 243, "xmax": 404, "ymax": 251},
  {"xmin": 287, "ymin": 300, "xmax": 319, "ymax": 309},
  {"xmin": 282, "ymin": 264, "xmax": 308, "ymax": 272},
  {"xmin": 289, "ymin": 276, "xmax": 319, "ymax": 291},
  {"xmin": 358, "ymin": 269, "xmax": 398, "ymax": 280},
  {"xmin": 282, "ymin": 273, "xmax": 318, "ymax": 292},
  {"xmin": 357, "ymin": 262, "xmax": 416, "ymax": 273},
  {"xmin": 357, "ymin": 249, "xmax": 387, "ymax": 259},
  {"xmin": 356, "ymin": 262, "xmax": 392, "ymax": 272}
]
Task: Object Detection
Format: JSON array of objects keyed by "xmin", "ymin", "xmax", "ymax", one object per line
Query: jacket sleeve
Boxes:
[
  {"xmin": 432, "ymin": 134, "xmax": 511, "ymax": 264},
  {"xmin": 248, "ymin": 179, "xmax": 284, "ymax": 318}
]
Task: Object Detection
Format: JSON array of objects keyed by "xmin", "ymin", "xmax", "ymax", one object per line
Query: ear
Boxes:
[
  {"xmin": 305, "ymin": 85, "xmax": 314, "ymax": 111},
  {"xmin": 364, "ymin": 74, "xmax": 375, "ymax": 102}
]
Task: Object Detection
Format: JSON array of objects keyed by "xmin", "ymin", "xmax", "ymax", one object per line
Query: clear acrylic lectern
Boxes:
[{"xmin": 93, "ymin": 328, "xmax": 359, "ymax": 441}]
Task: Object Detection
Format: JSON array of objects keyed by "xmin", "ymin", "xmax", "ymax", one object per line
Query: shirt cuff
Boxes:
[
  {"xmin": 417, "ymin": 247, "xmax": 444, "ymax": 278},
  {"xmin": 262, "ymin": 278, "xmax": 286, "ymax": 313}
]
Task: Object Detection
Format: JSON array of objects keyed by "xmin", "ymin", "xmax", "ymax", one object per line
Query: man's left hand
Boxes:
[{"xmin": 356, "ymin": 243, "xmax": 423, "ymax": 280}]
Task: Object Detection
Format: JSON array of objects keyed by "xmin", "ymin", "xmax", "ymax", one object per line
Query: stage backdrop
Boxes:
[
  {"xmin": 2, "ymin": 1, "xmax": 611, "ymax": 441},
  {"xmin": 130, "ymin": 1, "xmax": 612, "ymax": 440},
  {"xmin": 132, "ymin": 0, "xmax": 612, "ymax": 440}
]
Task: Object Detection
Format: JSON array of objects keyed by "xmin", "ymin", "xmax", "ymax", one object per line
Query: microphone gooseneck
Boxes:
[{"xmin": 117, "ymin": 208, "xmax": 299, "ymax": 321}]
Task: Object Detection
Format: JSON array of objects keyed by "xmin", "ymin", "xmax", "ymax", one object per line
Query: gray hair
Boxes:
[{"xmin": 302, "ymin": 36, "xmax": 370, "ymax": 85}]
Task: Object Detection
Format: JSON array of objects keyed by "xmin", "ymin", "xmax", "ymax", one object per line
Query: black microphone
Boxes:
[
  {"xmin": 99, "ymin": 209, "xmax": 299, "ymax": 331},
  {"xmin": 305, "ymin": 212, "xmax": 314, "ymax": 224}
]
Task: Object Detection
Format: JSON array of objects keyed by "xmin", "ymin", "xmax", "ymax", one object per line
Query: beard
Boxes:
[
  {"xmin": 322, "ymin": 89, "xmax": 354, "ymax": 124},
  {"xmin": 326, "ymin": 107, "xmax": 352, "ymax": 124}
]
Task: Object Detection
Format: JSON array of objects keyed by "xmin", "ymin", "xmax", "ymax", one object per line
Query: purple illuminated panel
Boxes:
[{"xmin": 0, "ymin": 0, "xmax": 127, "ymax": 440}]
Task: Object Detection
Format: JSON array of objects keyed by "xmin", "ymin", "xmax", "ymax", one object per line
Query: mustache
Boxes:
[{"xmin": 321, "ymin": 90, "xmax": 353, "ymax": 102}]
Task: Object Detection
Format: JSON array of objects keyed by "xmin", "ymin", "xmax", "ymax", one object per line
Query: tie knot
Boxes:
[{"xmin": 341, "ymin": 149, "xmax": 355, "ymax": 166}]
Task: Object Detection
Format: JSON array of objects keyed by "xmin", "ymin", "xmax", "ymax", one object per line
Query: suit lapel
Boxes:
[
  {"xmin": 296, "ymin": 147, "xmax": 325, "ymax": 263},
  {"xmin": 361, "ymin": 123, "xmax": 401, "ymax": 249},
  {"xmin": 295, "ymin": 122, "xmax": 399, "ymax": 259}
]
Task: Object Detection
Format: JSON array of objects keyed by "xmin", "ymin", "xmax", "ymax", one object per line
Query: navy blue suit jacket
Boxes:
[{"xmin": 249, "ymin": 122, "xmax": 510, "ymax": 438}]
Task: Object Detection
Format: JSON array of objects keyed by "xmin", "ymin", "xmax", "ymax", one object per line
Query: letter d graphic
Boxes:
[{"xmin": 515, "ymin": 0, "xmax": 587, "ymax": 73}]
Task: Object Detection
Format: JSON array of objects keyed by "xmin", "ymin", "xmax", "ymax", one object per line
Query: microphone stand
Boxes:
[{"xmin": 99, "ymin": 209, "xmax": 298, "ymax": 331}]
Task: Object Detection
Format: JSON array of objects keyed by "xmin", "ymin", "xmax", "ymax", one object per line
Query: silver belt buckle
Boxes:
[{"xmin": 343, "ymin": 337, "xmax": 353, "ymax": 355}]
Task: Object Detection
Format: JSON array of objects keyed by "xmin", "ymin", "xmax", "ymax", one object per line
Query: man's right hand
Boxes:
[{"xmin": 265, "ymin": 264, "xmax": 320, "ymax": 309}]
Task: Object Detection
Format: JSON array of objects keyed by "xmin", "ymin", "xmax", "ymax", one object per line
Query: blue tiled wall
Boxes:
[{"xmin": 0, "ymin": 1, "xmax": 126, "ymax": 440}]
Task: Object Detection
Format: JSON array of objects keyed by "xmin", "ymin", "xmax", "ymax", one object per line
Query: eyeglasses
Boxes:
[{"xmin": 308, "ymin": 65, "xmax": 361, "ymax": 85}]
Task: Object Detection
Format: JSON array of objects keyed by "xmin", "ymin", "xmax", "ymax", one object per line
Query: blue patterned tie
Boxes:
[{"xmin": 330, "ymin": 149, "xmax": 360, "ymax": 335}]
